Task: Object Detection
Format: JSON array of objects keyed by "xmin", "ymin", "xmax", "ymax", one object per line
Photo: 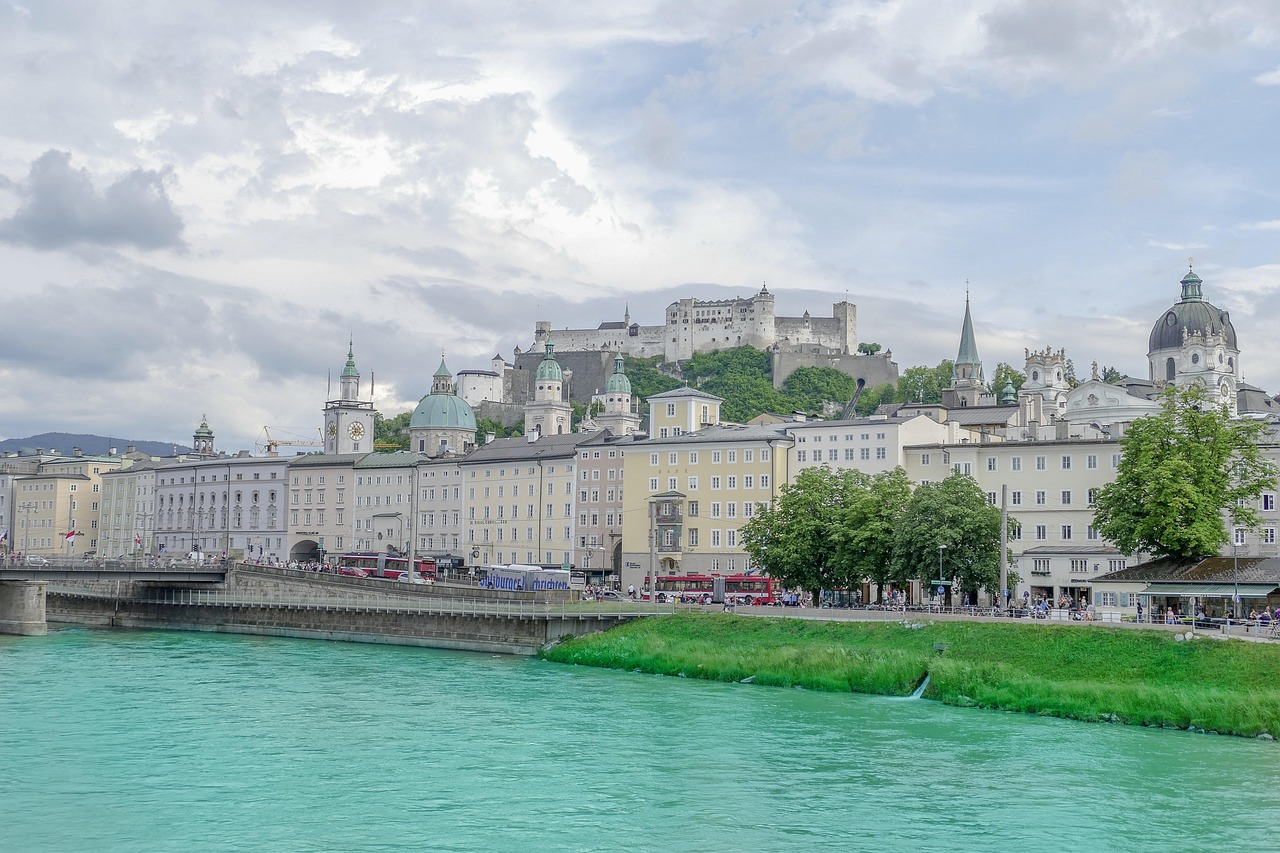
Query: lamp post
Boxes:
[
  {"xmin": 1232, "ymin": 538, "xmax": 1241, "ymax": 630},
  {"xmin": 938, "ymin": 543, "xmax": 946, "ymax": 606},
  {"xmin": 19, "ymin": 501, "xmax": 37, "ymax": 557}
]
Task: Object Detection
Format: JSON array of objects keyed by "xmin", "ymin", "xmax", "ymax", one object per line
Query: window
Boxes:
[
  {"xmin": 726, "ymin": 476, "xmax": 737, "ymax": 489},
  {"xmin": 1010, "ymin": 457, "xmax": 1022, "ymax": 472},
  {"xmin": 650, "ymin": 453, "xmax": 659, "ymax": 466},
  {"xmin": 1111, "ymin": 454, "xmax": 1121, "ymax": 469},
  {"xmin": 744, "ymin": 451, "xmax": 753, "ymax": 462},
  {"xmin": 797, "ymin": 450, "xmax": 807, "ymax": 462},
  {"xmin": 688, "ymin": 476, "xmax": 699, "ymax": 491},
  {"xmin": 1264, "ymin": 528, "xmax": 1276, "ymax": 545},
  {"xmin": 1265, "ymin": 494, "xmax": 1276, "ymax": 512},
  {"xmin": 668, "ymin": 452, "xmax": 678, "ymax": 465},
  {"xmin": 1061, "ymin": 490, "xmax": 1072, "ymax": 506},
  {"xmin": 987, "ymin": 457, "xmax": 997, "ymax": 472},
  {"xmin": 666, "ymin": 403, "xmax": 676, "ymax": 417},
  {"xmin": 1099, "ymin": 592, "xmax": 1117, "ymax": 607},
  {"xmin": 743, "ymin": 475, "xmax": 753, "ymax": 488},
  {"xmin": 875, "ymin": 448, "xmax": 886, "ymax": 460},
  {"xmin": 711, "ymin": 477, "xmax": 721, "ymax": 490},
  {"xmin": 828, "ymin": 449, "xmax": 839, "ymax": 462},
  {"xmin": 711, "ymin": 503, "xmax": 721, "ymax": 518},
  {"xmin": 1087, "ymin": 454, "xmax": 1098, "ymax": 470},
  {"xmin": 1108, "ymin": 559, "xmax": 1126, "ymax": 572},
  {"xmin": 860, "ymin": 448, "xmax": 870, "ymax": 460},
  {"xmin": 688, "ymin": 452, "xmax": 698, "ymax": 464},
  {"xmin": 668, "ymin": 478, "xmax": 677, "ymax": 491},
  {"xmin": 727, "ymin": 450, "xmax": 737, "ymax": 463},
  {"xmin": 688, "ymin": 501, "xmax": 699, "ymax": 517},
  {"xmin": 648, "ymin": 478, "xmax": 659, "ymax": 491},
  {"xmin": 1035, "ymin": 525, "xmax": 1046, "ymax": 540},
  {"xmin": 986, "ymin": 492, "xmax": 997, "ymax": 505},
  {"xmin": 1035, "ymin": 456, "xmax": 1046, "ymax": 471},
  {"xmin": 688, "ymin": 528, "xmax": 699, "ymax": 546},
  {"xmin": 921, "ymin": 453, "xmax": 930, "ymax": 466},
  {"xmin": 1087, "ymin": 525, "xmax": 1100, "ymax": 540},
  {"xmin": 1032, "ymin": 558, "xmax": 1050, "ymax": 575},
  {"xmin": 1070, "ymin": 559, "xmax": 1088, "ymax": 573},
  {"xmin": 1234, "ymin": 528, "xmax": 1247, "ymax": 546},
  {"xmin": 1061, "ymin": 525, "xmax": 1072, "ymax": 540},
  {"xmin": 711, "ymin": 530, "xmax": 721, "ymax": 547},
  {"xmin": 712, "ymin": 451, "xmax": 722, "ymax": 464},
  {"xmin": 761, "ymin": 449, "xmax": 769, "ymax": 462},
  {"xmin": 1061, "ymin": 455, "xmax": 1072, "ymax": 470},
  {"xmin": 727, "ymin": 529, "xmax": 737, "ymax": 548},
  {"xmin": 1088, "ymin": 488, "xmax": 1098, "ymax": 506},
  {"xmin": 1011, "ymin": 490, "xmax": 1022, "ymax": 506},
  {"xmin": 1035, "ymin": 490, "xmax": 1046, "ymax": 506}
]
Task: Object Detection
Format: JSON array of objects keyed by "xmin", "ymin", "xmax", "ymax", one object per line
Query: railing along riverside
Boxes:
[{"xmin": 45, "ymin": 585, "xmax": 676, "ymax": 619}]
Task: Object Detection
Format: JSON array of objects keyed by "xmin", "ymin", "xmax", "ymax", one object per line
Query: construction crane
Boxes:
[{"xmin": 257, "ymin": 426, "xmax": 324, "ymax": 456}]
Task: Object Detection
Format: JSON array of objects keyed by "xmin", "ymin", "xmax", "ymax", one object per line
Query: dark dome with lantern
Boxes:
[{"xmin": 1148, "ymin": 268, "xmax": 1237, "ymax": 353}]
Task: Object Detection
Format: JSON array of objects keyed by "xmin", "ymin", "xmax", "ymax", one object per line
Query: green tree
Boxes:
[
  {"xmin": 741, "ymin": 467, "xmax": 861, "ymax": 602},
  {"xmin": 833, "ymin": 467, "xmax": 913, "ymax": 601},
  {"xmin": 992, "ymin": 362, "xmax": 1025, "ymax": 394},
  {"xmin": 1100, "ymin": 365, "xmax": 1124, "ymax": 384},
  {"xmin": 1093, "ymin": 386, "xmax": 1277, "ymax": 559},
  {"xmin": 857, "ymin": 382, "xmax": 897, "ymax": 417},
  {"xmin": 780, "ymin": 367, "xmax": 858, "ymax": 414},
  {"xmin": 476, "ymin": 417, "xmax": 522, "ymax": 441},
  {"xmin": 890, "ymin": 471, "xmax": 1006, "ymax": 600},
  {"xmin": 894, "ymin": 360, "xmax": 953, "ymax": 405},
  {"xmin": 857, "ymin": 342, "xmax": 882, "ymax": 354},
  {"xmin": 374, "ymin": 411, "xmax": 411, "ymax": 451}
]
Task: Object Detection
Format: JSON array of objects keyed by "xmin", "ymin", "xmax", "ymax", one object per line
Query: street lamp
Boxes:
[{"xmin": 938, "ymin": 544, "xmax": 947, "ymax": 607}]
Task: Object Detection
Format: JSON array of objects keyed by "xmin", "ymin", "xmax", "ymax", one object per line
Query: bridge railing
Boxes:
[{"xmin": 47, "ymin": 585, "xmax": 676, "ymax": 618}]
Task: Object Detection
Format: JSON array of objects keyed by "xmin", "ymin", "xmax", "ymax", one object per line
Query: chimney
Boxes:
[
  {"xmin": 486, "ymin": 432, "xmax": 496, "ymax": 444},
  {"xmin": 72, "ymin": 447, "xmax": 83, "ymax": 457}
]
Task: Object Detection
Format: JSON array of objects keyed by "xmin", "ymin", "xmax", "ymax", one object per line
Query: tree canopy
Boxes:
[
  {"xmin": 889, "ymin": 470, "xmax": 1009, "ymax": 597},
  {"xmin": 1093, "ymin": 386, "xmax": 1278, "ymax": 559}
]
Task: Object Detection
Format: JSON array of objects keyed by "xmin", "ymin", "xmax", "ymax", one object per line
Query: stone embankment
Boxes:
[{"xmin": 43, "ymin": 563, "xmax": 652, "ymax": 654}]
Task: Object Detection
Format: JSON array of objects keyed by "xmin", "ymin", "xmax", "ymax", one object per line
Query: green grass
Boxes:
[{"xmin": 540, "ymin": 614, "xmax": 1280, "ymax": 738}]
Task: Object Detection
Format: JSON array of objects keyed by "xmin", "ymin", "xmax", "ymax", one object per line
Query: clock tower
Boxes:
[{"xmin": 323, "ymin": 340, "xmax": 376, "ymax": 455}]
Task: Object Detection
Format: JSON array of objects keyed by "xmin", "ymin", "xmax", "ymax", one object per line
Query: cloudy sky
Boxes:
[{"xmin": 2, "ymin": 1, "xmax": 1278, "ymax": 452}]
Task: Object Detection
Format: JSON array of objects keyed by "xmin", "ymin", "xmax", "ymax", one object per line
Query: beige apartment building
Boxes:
[
  {"xmin": 785, "ymin": 414, "xmax": 955, "ymax": 481},
  {"xmin": 459, "ymin": 431, "xmax": 591, "ymax": 568},
  {"xmin": 286, "ymin": 453, "xmax": 364, "ymax": 562},
  {"xmin": 15, "ymin": 453, "xmax": 129, "ymax": 557},
  {"xmin": 621, "ymin": 422, "xmax": 794, "ymax": 591}
]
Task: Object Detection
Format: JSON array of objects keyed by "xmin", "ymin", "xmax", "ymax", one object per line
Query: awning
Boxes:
[{"xmin": 1142, "ymin": 583, "xmax": 1278, "ymax": 597}]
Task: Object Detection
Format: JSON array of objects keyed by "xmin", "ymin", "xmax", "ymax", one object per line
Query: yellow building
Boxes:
[
  {"xmin": 15, "ymin": 452, "xmax": 129, "ymax": 558},
  {"xmin": 621, "ymin": 422, "xmax": 793, "ymax": 590}
]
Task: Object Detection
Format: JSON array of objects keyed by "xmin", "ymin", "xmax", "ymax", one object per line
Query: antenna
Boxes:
[{"xmin": 327, "ymin": 369, "xmax": 331, "ymax": 399}]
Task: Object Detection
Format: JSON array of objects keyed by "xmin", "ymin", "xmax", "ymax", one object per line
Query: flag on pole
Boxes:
[
  {"xmin": 134, "ymin": 534, "xmax": 143, "ymax": 548},
  {"xmin": 65, "ymin": 530, "xmax": 77, "ymax": 542},
  {"xmin": 0, "ymin": 529, "xmax": 7, "ymax": 544}
]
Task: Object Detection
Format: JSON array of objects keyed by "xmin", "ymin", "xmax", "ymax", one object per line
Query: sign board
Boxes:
[{"xmin": 936, "ymin": 586, "xmax": 945, "ymax": 597}]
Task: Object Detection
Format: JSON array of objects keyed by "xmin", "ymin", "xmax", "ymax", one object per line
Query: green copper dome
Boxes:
[
  {"xmin": 535, "ymin": 341, "xmax": 563, "ymax": 382},
  {"xmin": 604, "ymin": 353, "xmax": 631, "ymax": 394},
  {"xmin": 194, "ymin": 415, "xmax": 213, "ymax": 437},
  {"xmin": 409, "ymin": 393, "xmax": 477, "ymax": 431}
]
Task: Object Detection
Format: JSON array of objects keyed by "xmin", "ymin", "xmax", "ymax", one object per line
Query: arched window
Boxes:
[{"xmin": 1166, "ymin": 358, "xmax": 1176, "ymax": 381}]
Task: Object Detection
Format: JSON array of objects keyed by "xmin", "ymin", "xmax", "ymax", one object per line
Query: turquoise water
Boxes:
[{"xmin": 2, "ymin": 628, "xmax": 1278, "ymax": 852}]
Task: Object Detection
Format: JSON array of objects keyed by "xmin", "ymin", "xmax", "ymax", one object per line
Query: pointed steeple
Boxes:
[
  {"xmin": 339, "ymin": 339, "xmax": 360, "ymax": 401},
  {"xmin": 956, "ymin": 289, "xmax": 981, "ymax": 367},
  {"xmin": 1180, "ymin": 260, "xmax": 1203, "ymax": 302},
  {"xmin": 431, "ymin": 350, "xmax": 454, "ymax": 395}
]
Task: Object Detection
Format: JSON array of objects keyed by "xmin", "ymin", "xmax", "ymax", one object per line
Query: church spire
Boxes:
[{"xmin": 956, "ymin": 288, "xmax": 981, "ymax": 367}]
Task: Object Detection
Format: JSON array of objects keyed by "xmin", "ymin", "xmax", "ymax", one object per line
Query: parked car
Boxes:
[
  {"xmin": 24, "ymin": 555, "xmax": 51, "ymax": 566},
  {"xmin": 595, "ymin": 590, "xmax": 628, "ymax": 602},
  {"xmin": 337, "ymin": 566, "xmax": 369, "ymax": 578}
]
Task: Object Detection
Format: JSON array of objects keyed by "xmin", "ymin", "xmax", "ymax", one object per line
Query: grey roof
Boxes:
[
  {"xmin": 646, "ymin": 386, "xmax": 724, "ymax": 402},
  {"xmin": 784, "ymin": 416, "xmax": 913, "ymax": 430},
  {"xmin": 354, "ymin": 450, "xmax": 430, "ymax": 469},
  {"xmin": 635, "ymin": 422, "xmax": 792, "ymax": 446},
  {"xmin": 940, "ymin": 406, "xmax": 1018, "ymax": 426},
  {"xmin": 598, "ymin": 321, "xmax": 627, "ymax": 330},
  {"xmin": 462, "ymin": 431, "xmax": 596, "ymax": 464},
  {"xmin": 287, "ymin": 453, "xmax": 368, "ymax": 468},
  {"xmin": 1091, "ymin": 555, "xmax": 1280, "ymax": 585},
  {"xmin": 1017, "ymin": 546, "xmax": 1124, "ymax": 556}
]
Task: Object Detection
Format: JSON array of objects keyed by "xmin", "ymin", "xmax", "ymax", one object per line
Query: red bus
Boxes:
[
  {"xmin": 337, "ymin": 553, "xmax": 436, "ymax": 581},
  {"xmin": 651, "ymin": 574, "xmax": 778, "ymax": 605}
]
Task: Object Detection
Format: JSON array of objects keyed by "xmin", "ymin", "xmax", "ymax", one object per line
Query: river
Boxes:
[{"xmin": 2, "ymin": 627, "xmax": 1276, "ymax": 852}]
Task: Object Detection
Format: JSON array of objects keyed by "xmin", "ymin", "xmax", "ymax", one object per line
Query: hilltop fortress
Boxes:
[{"xmin": 523, "ymin": 284, "xmax": 898, "ymax": 392}]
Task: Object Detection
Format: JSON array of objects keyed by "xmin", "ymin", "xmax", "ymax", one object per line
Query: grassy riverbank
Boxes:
[{"xmin": 540, "ymin": 614, "xmax": 1280, "ymax": 738}]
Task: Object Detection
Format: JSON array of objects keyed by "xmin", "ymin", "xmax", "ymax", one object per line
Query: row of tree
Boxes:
[{"xmin": 740, "ymin": 467, "xmax": 1013, "ymax": 605}]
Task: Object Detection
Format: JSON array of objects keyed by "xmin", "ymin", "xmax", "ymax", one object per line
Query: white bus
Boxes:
[{"xmin": 482, "ymin": 564, "xmax": 572, "ymax": 591}]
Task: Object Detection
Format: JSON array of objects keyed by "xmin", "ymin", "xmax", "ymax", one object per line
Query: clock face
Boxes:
[
  {"xmin": 348, "ymin": 422, "xmax": 365, "ymax": 440},
  {"xmin": 327, "ymin": 422, "xmax": 338, "ymax": 438}
]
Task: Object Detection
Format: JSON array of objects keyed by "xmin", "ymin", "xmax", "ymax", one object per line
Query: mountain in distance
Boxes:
[{"xmin": 0, "ymin": 432, "xmax": 192, "ymax": 458}]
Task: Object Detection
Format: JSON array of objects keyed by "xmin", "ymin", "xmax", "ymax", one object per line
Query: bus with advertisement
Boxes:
[
  {"xmin": 336, "ymin": 552, "xmax": 435, "ymax": 581},
  {"xmin": 481, "ymin": 564, "xmax": 572, "ymax": 592},
  {"xmin": 651, "ymin": 574, "xmax": 778, "ymax": 605}
]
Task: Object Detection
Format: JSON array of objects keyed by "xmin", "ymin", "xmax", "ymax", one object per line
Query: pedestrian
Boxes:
[
  {"xmin": 1136, "ymin": 602, "xmax": 1143, "ymax": 623},
  {"xmin": 1165, "ymin": 606, "xmax": 1175, "ymax": 625}
]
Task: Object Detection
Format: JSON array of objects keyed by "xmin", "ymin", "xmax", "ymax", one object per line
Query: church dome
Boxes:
[
  {"xmin": 409, "ymin": 393, "xmax": 477, "ymax": 431},
  {"xmin": 535, "ymin": 341, "xmax": 563, "ymax": 382},
  {"xmin": 604, "ymin": 353, "xmax": 631, "ymax": 394},
  {"xmin": 1149, "ymin": 269, "xmax": 1237, "ymax": 352}
]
